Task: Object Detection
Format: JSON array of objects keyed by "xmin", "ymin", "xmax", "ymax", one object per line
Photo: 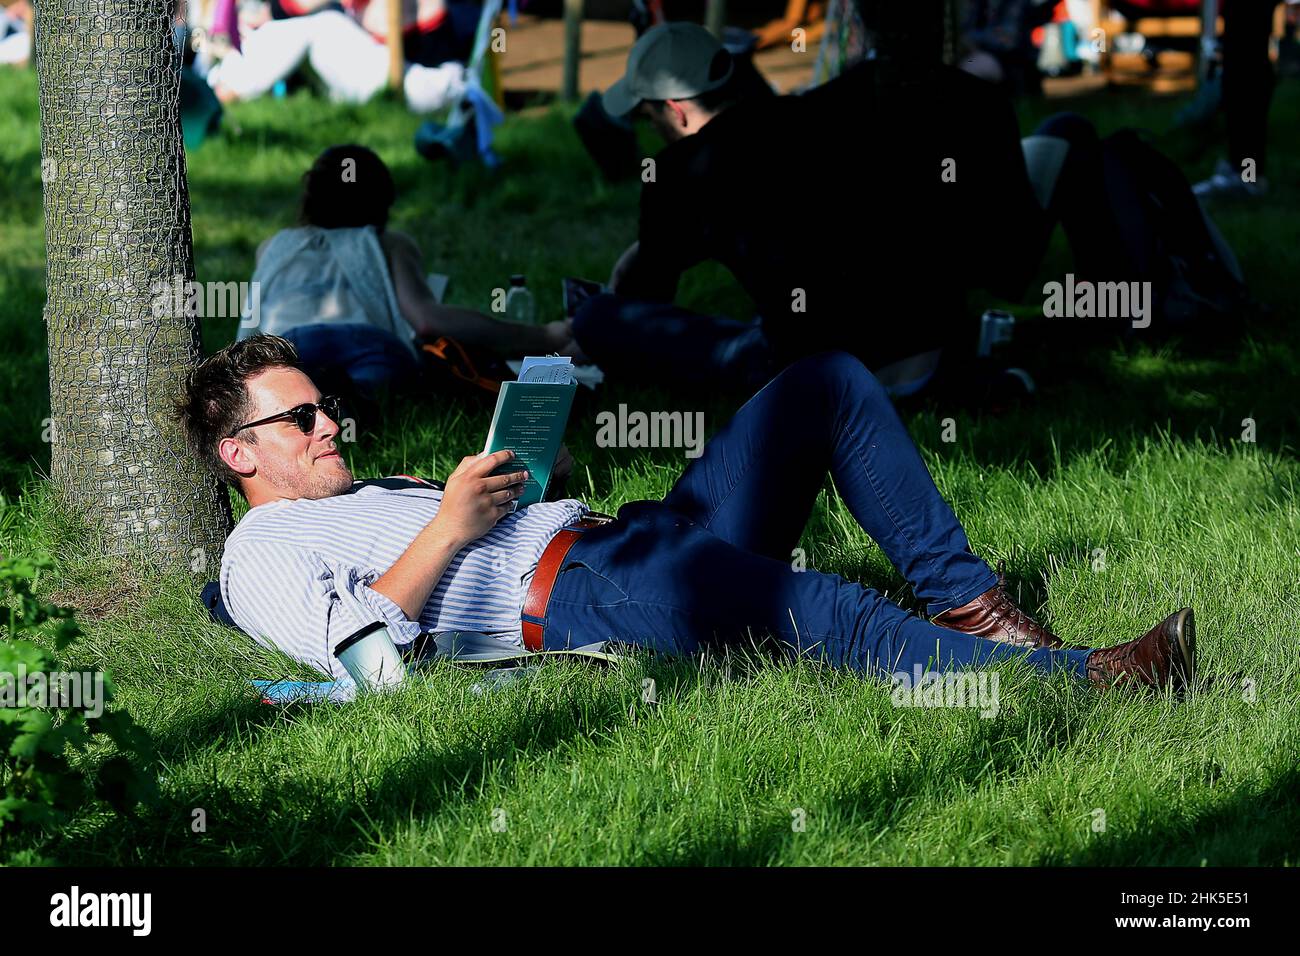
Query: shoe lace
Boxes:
[
  {"xmin": 989, "ymin": 588, "xmax": 1037, "ymax": 639},
  {"xmin": 1086, "ymin": 631, "xmax": 1146, "ymax": 684},
  {"xmin": 988, "ymin": 562, "xmax": 1040, "ymax": 641}
]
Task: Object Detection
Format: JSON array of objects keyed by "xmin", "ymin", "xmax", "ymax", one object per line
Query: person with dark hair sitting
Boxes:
[
  {"xmin": 240, "ymin": 144, "xmax": 577, "ymax": 400},
  {"xmin": 180, "ymin": 333, "xmax": 1197, "ymax": 696}
]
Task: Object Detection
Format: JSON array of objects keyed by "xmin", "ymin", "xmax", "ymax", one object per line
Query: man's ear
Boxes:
[
  {"xmin": 218, "ymin": 436, "xmax": 257, "ymax": 482},
  {"xmin": 664, "ymin": 99, "xmax": 689, "ymax": 128}
]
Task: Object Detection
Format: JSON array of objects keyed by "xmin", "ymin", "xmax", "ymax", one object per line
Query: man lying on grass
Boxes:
[{"xmin": 178, "ymin": 334, "xmax": 1196, "ymax": 693}]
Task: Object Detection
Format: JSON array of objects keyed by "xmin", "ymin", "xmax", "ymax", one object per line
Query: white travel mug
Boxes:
[{"xmin": 334, "ymin": 622, "xmax": 408, "ymax": 691}]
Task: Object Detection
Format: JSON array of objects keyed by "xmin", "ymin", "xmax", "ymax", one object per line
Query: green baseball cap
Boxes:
[{"xmin": 603, "ymin": 22, "xmax": 735, "ymax": 118}]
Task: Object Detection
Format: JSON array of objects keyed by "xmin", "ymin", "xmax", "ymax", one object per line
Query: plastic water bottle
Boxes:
[
  {"xmin": 977, "ymin": 309, "xmax": 1015, "ymax": 357},
  {"xmin": 505, "ymin": 275, "xmax": 536, "ymax": 325}
]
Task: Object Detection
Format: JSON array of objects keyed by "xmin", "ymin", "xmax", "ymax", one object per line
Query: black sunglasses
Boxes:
[{"xmin": 228, "ymin": 396, "xmax": 344, "ymax": 438}]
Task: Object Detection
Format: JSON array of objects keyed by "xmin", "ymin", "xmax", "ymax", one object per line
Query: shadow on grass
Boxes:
[
  {"xmin": 905, "ymin": 330, "xmax": 1297, "ymax": 472},
  {"xmin": 555, "ymin": 634, "xmax": 1094, "ymax": 866},
  {"xmin": 50, "ymin": 670, "xmax": 643, "ymax": 865},
  {"xmin": 1054, "ymin": 762, "xmax": 1300, "ymax": 866},
  {"xmin": 633, "ymin": 677, "xmax": 1092, "ymax": 866},
  {"xmin": 145, "ymin": 692, "xmax": 296, "ymax": 762}
]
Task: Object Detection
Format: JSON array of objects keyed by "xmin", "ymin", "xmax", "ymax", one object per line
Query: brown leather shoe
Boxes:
[
  {"xmin": 1086, "ymin": 607, "xmax": 1196, "ymax": 692},
  {"xmin": 932, "ymin": 567, "xmax": 1065, "ymax": 650}
]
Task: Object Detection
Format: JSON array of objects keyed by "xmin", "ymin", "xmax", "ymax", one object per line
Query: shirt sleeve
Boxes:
[{"xmin": 220, "ymin": 538, "xmax": 423, "ymax": 681}]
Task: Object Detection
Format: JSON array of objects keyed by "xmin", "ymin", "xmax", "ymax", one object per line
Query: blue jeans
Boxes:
[
  {"xmin": 541, "ymin": 352, "xmax": 1092, "ymax": 680},
  {"xmin": 281, "ymin": 323, "xmax": 421, "ymax": 398},
  {"xmin": 573, "ymin": 293, "xmax": 777, "ymax": 392}
]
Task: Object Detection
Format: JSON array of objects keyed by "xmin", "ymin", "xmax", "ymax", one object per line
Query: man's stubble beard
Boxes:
[{"xmin": 259, "ymin": 454, "xmax": 354, "ymax": 500}]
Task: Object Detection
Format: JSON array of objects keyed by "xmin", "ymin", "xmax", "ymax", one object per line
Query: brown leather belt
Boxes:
[{"xmin": 521, "ymin": 513, "xmax": 614, "ymax": 652}]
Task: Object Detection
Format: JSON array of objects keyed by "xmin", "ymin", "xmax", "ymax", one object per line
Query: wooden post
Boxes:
[
  {"xmin": 1199, "ymin": 0, "xmax": 1217, "ymax": 84},
  {"xmin": 705, "ymin": 0, "xmax": 726, "ymax": 39},
  {"xmin": 563, "ymin": 0, "xmax": 583, "ymax": 101},
  {"xmin": 488, "ymin": 8, "xmax": 506, "ymax": 109},
  {"xmin": 943, "ymin": 0, "xmax": 958, "ymax": 65},
  {"xmin": 388, "ymin": 0, "xmax": 405, "ymax": 98}
]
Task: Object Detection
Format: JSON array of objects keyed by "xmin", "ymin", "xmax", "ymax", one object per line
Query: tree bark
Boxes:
[{"xmin": 34, "ymin": 0, "xmax": 231, "ymax": 572}]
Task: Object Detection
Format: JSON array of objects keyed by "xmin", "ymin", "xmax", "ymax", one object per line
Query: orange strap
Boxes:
[{"xmin": 421, "ymin": 337, "xmax": 501, "ymax": 394}]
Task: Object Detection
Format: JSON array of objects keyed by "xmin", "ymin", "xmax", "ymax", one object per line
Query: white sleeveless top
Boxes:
[{"xmin": 239, "ymin": 225, "xmax": 418, "ymax": 359}]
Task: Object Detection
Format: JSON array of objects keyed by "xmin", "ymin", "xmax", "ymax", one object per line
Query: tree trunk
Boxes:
[{"xmin": 34, "ymin": 0, "xmax": 231, "ymax": 572}]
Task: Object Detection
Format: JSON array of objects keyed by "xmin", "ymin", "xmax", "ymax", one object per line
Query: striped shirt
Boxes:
[{"xmin": 219, "ymin": 478, "xmax": 587, "ymax": 681}]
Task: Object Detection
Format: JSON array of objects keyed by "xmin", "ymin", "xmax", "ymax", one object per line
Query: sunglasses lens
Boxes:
[
  {"xmin": 292, "ymin": 406, "xmax": 317, "ymax": 433},
  {"xmin": 287, "ymin": 398, "xmax": 342, "ymax": 434}
]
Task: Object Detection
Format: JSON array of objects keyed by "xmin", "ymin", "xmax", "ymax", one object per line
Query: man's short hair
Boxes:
[
  {"xmin": 644, "ymin": 49, "xmax": 740, "ymax": 115},
  {"xmin": 175, "ymin": 334, "xmax": 301, "ymax": 492}
]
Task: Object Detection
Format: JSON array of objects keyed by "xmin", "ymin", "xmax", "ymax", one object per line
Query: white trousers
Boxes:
[
  {"xmin": 0, "ymin": 13, "xmax": 30, "ymax": 65},
  {"xmin": 211, "ymin": 11, "xmax": 465, "ymax": 113}
]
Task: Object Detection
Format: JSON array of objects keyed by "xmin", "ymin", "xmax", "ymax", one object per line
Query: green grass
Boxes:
[{"xmin": 1, "ymin": 64, "xmax": 1298, "ymax": 865}]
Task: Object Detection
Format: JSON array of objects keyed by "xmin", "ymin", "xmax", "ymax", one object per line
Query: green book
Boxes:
[{"xmin": 482, "ymin": 357, "xmax": 577, "ymax": 508}]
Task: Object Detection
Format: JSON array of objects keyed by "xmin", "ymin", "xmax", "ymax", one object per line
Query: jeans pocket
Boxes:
[{"xmin": 557, "ymin": 560, "xmax": 629, "ymax": 609}]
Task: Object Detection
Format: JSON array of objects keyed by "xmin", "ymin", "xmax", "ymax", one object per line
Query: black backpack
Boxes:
[{"xmin": 1100, "ymin": 129, "xmax": 1252, "ymax": 330}]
